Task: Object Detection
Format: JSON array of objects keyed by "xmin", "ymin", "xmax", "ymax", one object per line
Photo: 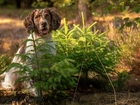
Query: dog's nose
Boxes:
[{"xmin": 41, "ymin": 22, "xmax": 46, "ymax": 27}]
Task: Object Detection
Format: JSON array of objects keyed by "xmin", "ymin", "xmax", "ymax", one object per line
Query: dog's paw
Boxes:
[
  {"xmin": 0, "ymin": 82, "xmax": 13, "ymax": 90},
  {"xmin": 28, "ymin": 88, "xmax": 39, "ymax": 97}
]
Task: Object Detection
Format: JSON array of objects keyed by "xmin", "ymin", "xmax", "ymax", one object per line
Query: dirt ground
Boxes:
[
  {"xmin": 0, "ymin": 89, "xmax": 140, "ymax": 105},
  {"xmin": 0, "ymin": 9, "xmax": 140, "ymax": 105},
  {"xmin": 0, "ymin": 90, "xmax": 140, "ymax": 105}
]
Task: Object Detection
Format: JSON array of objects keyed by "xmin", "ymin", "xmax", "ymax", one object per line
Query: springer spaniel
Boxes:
[{"xmin": 1, "ymin": 8, "xmax": 61, "ymax": 96}]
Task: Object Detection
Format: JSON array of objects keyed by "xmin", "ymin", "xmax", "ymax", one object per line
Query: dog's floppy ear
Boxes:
[
  {"xmin": 23, "ymin": 10, "xmax": 37, "ymax": 33},
  {"xmin": 50, "ymin": 10, "xmax": 61, "ymax": 30}
]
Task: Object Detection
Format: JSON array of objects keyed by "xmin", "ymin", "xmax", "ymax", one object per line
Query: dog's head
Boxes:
[{"xmin": 24, "ymin": 8, "xmax": 61, "ymax": 36}]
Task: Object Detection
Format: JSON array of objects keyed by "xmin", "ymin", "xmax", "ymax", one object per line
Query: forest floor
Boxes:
[{"xmin": 0, "ymin": 9, "xmax": 140, "ymax": 105}]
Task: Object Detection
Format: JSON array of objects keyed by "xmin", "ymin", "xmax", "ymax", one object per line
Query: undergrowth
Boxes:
[
  {"xmin": 53, "ymin": 17, "xmax": 120, "ymax": 88},
  {"xmin": 1, "ymin": 14, "xmax": 139, "ymax": 105}
]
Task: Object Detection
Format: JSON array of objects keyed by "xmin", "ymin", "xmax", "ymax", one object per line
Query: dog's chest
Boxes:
[{"xmin": 25, "ymin": 34, "xmax": 56, "ymax": 55}]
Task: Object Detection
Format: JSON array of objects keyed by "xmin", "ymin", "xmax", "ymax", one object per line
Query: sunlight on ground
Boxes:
[
  {"xmin": 0, "ymin": 17, "xmax": 26, "ymax": 54},
  {"xmin": 0, "ymin": 17, "xmax": 23, "ymax": 28},
  {"xmin": 93, "ymin": 12, "xmax": 140, "ymax": 21}
]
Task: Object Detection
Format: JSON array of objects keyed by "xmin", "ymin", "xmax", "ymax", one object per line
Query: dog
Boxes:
[{"xmin": 1, "ymin": 8, "xmax": 61, "ymax": 96}]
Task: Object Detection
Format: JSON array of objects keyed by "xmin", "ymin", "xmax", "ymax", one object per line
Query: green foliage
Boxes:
[
  {"xmin": 0, "ymin": 54, "xmax": 10, "ymax": 74},
  {"xmin": 32, "ymin": 0, "xmax": 74, "ymax": 8},
  {"xmin": 51, "ymin": 0, "xmax": 74, "ymax": 7},
  {"xmin": 53, "ymin": 18, "xmax": 120, "ymax": 82},
  {"xmin": 40, "ymin": 59, "xmax": 77, "ymax": 97},
  {"xmin": 116, "ymin": 71, "xmax": 130, "ymax": 88},
  {"xmin": 88, "ymin": 0, "xmax": 140, "ymax": 32},
  {"xmin": 91, "ymin": 0, "xmax": 140, "ymax": 14},
  {"xmin": 0, "ymin": 0, "xmax": 4, "ymax": 5},
  {"xmin": 6, "ymin": 33, "xmax": 77, "ymax": 97},
  {"xmin": 32, "ymin": 0, "xmax": 49, "ymax": 8},
  {"xmin": 110, "ymin": 71, "xmax": 130, "ymax": 90}
]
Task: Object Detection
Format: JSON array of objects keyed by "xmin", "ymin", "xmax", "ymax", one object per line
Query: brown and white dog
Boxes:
[{"xmin": 1, "ymin": 8, "xmax": 61, "ymax": 95}]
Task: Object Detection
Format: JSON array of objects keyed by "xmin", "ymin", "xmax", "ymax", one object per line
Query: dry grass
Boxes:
[
  {"xmin": 67, "ymin": 92, "xmax": 140, "ymax": 105},
  {"xmin": 0, "ymin": 90, "xmax": 140, "ymax": 105},
  {"xmin": 0, "ymin": 17, "xmax": 27, "ymax": 55},
  {"xmin": 0, "ymin": 9, "xmax": 34, "ymax": 55},
  {"xmin": 92, "ymin": 12, "xmax": 140, "ymax": 22}
]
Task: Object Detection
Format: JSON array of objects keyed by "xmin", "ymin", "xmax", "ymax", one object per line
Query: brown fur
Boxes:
[
  {"xmin": 23, "ymin": 8, "xmax": 61, "ymax": 34},
  {"xmin": 1, "ymin": 8, "xmax": 61, "ymax": 95}
]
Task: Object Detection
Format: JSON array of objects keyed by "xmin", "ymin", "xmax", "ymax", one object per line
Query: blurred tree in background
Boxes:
[
  {"xmin": 0, "ymin": 0, "xmax": 139, "ymax": 13},
  {"xmin": 0, "ymin": 0, "xmax": 139, "ymax": 24}
]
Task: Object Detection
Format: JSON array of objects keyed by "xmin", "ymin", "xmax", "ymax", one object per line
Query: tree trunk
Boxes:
[
  {"xmin": 15, "ymin": 0, "xmax": 21, "ymax": 8},
  {"xmin": 76, "ymin": 0, "xmax": 88, "ymax": 24},
  {"xmin": 22, "ymin": 0, "xmax": 33, "ymax": 8}
]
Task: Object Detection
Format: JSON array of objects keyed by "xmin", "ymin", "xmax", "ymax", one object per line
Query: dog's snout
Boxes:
[
  {"xmin": 40, "ymin": 18, "xmax": 47, "ymax": 27},
  {"xmin": 41, "ymin": 22, "xmax": 46, "ymax": 27}
]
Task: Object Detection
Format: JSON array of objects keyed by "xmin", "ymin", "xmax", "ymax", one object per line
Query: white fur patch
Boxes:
[{"xmin": 1, "ymin": 32, "xmax": 56, "ymax": 96}]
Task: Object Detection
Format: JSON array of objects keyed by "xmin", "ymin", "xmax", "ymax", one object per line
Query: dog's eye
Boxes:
[
  {"xmin": 35, "ymin": 15, "xmax": 40, "ymax": 19},
  {"xmin": 44, "ymin": 14, "xmax": 49, "ymax": 18}
]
